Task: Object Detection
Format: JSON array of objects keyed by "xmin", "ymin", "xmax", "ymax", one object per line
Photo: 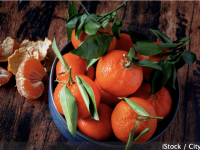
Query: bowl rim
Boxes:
[{"xmin": 49, "ymin": 31, "xmax": 181, "ymax": 149}]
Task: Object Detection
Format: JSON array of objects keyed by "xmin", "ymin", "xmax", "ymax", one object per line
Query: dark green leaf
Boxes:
[
  {"xmin": 176, "ymin": 56, "xmax": 185, "ymax": 70},
  {"xmin": 134, "ymin": 59, "xmax": 162, "ymax": 70},
  {"xmin": 158, "ymin": 43, "xmax": 181, "ymax": 49},
  {"xmin": 75, "ymin": 14, "xmax": 87, "ymax": 40},
  {"xmin": 134, "ymin": 41, "xmax": 163, "ymax": 56},
  {"xmin": 149, "ymin": 28, "xmax": 172, "ymax": 43},
  {"xmin": 173, "ymin": 36, "xmax": 191, "ymax": 43},
  {"xmin": 129, "ymin": 30, "xmax": 150, "ymax": 44},
  {"xmin": 67, "ymin": 28, "xmax": 73, "ymax": 40},
  {"xmin": 66, "ymin": 14, "xmax": 83, "ymax": 28},
  {"xmin": 76, "ymin": 76, "xmax": 99, "ymax": 120},
  {"xmin": 125, "ymin": 120, "xmax": 139, "ymax": 150},
  {"xmin": 84, "ymin": 20, "xmax": 101, "ymax": 35},
  {"xmin": 121, "ymin": 98, "xmax": 150, "ymax": 116},
  {"xmin": 71, "ymin": 34, "xmax": 113, "ymax": 59},
  {"xmin": 182, "ymin": 51, "xmax": 196, "ymax": 66},
  {"xmin": 166, "ymin": 52, "xmax": 181, "ymax": 65},
  {"xmin": 60, "ymin": 84, "xmax": 78, "ymax": 137},
  {"xmin": 112, "ymin": 20, "xmax": 123, "ymax": 40},
  {"xmin": 101, "ymin": 19, "xmax": 109, "ymax": 30},
  {"xmin": 128, "ymin": 47, "xmax": 136, "ymax": 58},
  {"xmin": 172, "ymin": 65, "xmax": 177, "ymax": 90},
  {"xmin": 85, "ymin": 14, "xmax": 101, "ymax": 23},
  {"xmin": 87, "ymin": 58, "xmax": 99, "ymax": 71}
]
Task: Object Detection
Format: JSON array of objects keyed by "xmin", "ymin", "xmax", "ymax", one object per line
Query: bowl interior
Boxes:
[{"xmin": 49, "ymin": 33, "xmax": 180, "ymax": 148}]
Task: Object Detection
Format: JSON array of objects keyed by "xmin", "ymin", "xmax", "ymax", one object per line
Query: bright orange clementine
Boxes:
[
  {"xmin": 54, "ymin": 75, "xmax": 100, "ymax": 118},
  {"xmin": 56, "ymin": 53, "xmax": 95, "ymax": 81},
  {"xmin": 115, "ymin": 33, "xmax": 134, "ymax": 52},
  {"xmin": 96, "ymin": 50, "xmax": 143, "ymax": 97},
  {"xmin": 77, "ymin": 103, "xmax": 113, "ymax": 141},
  {"xmin": 111, "ymin": 97, "xmax": 157, "ymax": 144},
  {"xmin": 94, "ymin": 78, "xmax": 121, "ymax": 105},
  {"xmin": 0, "ymin": 66, "xmax": 12, "ymax": 85},
  {"xmin": 16, "ymin": 58, "xmax": 46, "ymax": 99},
  {"xmin": 71, "ymin": 24, "xmax": 117, "ymax": 52}
]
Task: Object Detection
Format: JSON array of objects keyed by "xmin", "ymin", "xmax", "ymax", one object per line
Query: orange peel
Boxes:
[
  {"xmin": 8, "ymin": 47, "xmax": 40, "ymax": 75},
  {"xmin": 20, "ymin": 37, "xmax": 52, "ymax": 61},
  {"xmin": 0, "ymin": 37, "xmax": 20, "ymax": 62},
  {"xmin": 0, "ymin": 66, "xmax": 12, "ymax": 86}
]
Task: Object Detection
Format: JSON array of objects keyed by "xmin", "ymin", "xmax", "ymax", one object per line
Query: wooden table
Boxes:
[{"xmin": 0, "ymin": 1, "xmax": 199, "ymax": 150}]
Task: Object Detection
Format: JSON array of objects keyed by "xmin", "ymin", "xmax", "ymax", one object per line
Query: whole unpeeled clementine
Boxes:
[
  {"xmin": 115, "ymin": 33, "xmax": 134, "ymax": 52},
  {"xmin": 111, "ymin": 97, "xmax": 157, "ymax": 144},
  {"xmin": 56, "ymin": 53, "xmax": 95, "ymax": 81},
  {"xmin": 77, "ymin": 103, "xmax": 113, "ymax": 141},
  {"xmin": 96, "ymin": 50, "xmax": 143, "ymax": 97},
  {"xmin": 54, "ymin": 75, "xmax": 100, "ymax": 118}
]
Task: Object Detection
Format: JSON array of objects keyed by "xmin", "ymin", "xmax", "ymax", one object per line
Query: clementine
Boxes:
[
  {"xmin": 115, "ymin": 33, "xmax": 134, "ymax": 52},
  {"xmin": 54, "ymin": 75, "xmax": 100, "ymax": 118},
  {"xmin": 0, "ymin": 66, "xmax": 12, "ymax": 86},
  {"xmin": 111, "ymin": 97, "xmax": 157, "ymax": 144},
  {"xmin": 96, "ymin": 50, "xmax": 143, "ymax": 97},
  {"xmin": 77, "ymin": 103, "xmax": 113, "ymax": 141},
  {"xmin": 16, "ymin": 58, "xmax": 46, "ymax": 99}
]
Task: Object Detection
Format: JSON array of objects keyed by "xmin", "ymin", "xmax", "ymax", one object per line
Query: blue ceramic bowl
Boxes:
[{"xmin": 48, "ymin": 32, "xmax": 180, "ymax": 150}]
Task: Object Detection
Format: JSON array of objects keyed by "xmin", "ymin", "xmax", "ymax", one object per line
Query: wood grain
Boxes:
[{"xmin": 0, "ymin": 1, "xmax": 199, "ymax": 150}]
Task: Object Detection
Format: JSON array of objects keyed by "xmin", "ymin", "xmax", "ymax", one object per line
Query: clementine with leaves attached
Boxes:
[
  {"xmin": 96, "ymin": 50, "xmax": 143, "ymax": 97},
  {"xmin": 115, "ymin": 33, "xmax": 134, "ymax": 52},
  {"xmin": 16, "ymin": 58, "xmax": 46, "ymax": 99},
  {"xmin": 54, "ymin": 75, "xmax": 100, "ymax": 118},
  {"xmin": 0, "ymin": 66, "xmax": 12, "ymax": 86},
  {"xmin": 77, "ymin": 103, "xmax": 113, "ymax": 141},
  {"xmin": 71, "ymin": 24, "xmax": 117, "ymax": 52},
  {"xmin": 111, "ymin": 97, "xmax": 157, "ymax": 144},
  {"xmin": 56, "ymin": 53, "xmax": 95, "ymax": 81}
]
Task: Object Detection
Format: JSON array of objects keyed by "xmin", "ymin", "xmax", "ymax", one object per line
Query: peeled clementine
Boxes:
[{"xmin": 0, "ymin": 66, "xmax": 12, "ymax": 86}]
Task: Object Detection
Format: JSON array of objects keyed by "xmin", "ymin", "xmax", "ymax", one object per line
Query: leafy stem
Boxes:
[{"xmin": 137, "ymin": 116, "xmax": 163, "ymax": 121}]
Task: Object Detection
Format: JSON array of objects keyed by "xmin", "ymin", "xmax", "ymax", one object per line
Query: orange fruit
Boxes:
[
  {"xmin": 94, "ymin": 78, "xmax": 121, "ymax": 105},
  {"xmin": 129, "ymin": 82, "xmax": 151, "ymax": 99},
  {"xmin": 16, "ymin": 58, "xmax": 46, "ymax": 99},
  {"xmin": 77, "ymin": 103, "xmax": 113, "ymax": 141},
  {"xmin": 96, "ymin": 50, "xmax": 143, "ymax": 97},
  {"xmin": 115, "ymin": 33, "xmax": 134, "ymax": 52},
  {"xmin": 136, "ymin": 42, "xmax": 169, "ymax": 81},
  {"xmin": 56, "ymin": 53, "xmax": 95, "ymax": 81},
  {"xmin": 0, "ymin": 66, "xmax": 12, "ymax": 85},
  {"xmin": 53, "ymin": 75, "xmax": 100, "ymax": 118},
  {"xmin": 71, "ymin": 24, "xmax": 117, "ymax": 52},
  {"xmin": 111, "ymin": 97, "xmax": 157, "ymax": 144}
]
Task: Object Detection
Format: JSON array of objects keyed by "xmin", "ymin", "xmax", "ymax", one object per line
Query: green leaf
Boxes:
[
  {"xmin": 149, "ymin": 28, "xmax": 172, "ymax": 43},
  {"xmin": 76, "ymin": 76, "xmax": 99, "ymax": 120},
  {"xmin": 87, "ymin": 58, "xmax": 99, "ymax": 71},
  {"xmin": 128, "ymin": 47, "xmax": 136, "ymax": 58},
  {"xmin": 112, "ymin": 20, "xmax": 123, "ymax": 40},
  {"xmin": 101, "ymin": 19, "xmax": 109, "ymax": 30},
  {"xmin": 71, "ymin": 34, "xmax": 113, "ymax": 59},
  {"xmin": 75, "ymin": 14, "xmax": 87, "ymax": 40},
  {"xmin": 150, "ymin": 61, "xmax": 172, "ymax": 94},
  {"xmin": 182, "ymin": 51, "xmax": 196, "ymax": 66},
  {"xmin": 84, "ymin": 20, "xmax": 101, "ymax": 35},
  {"xmin": 134, "ymin": 59, "xmax": 162, "ymax": 70},
  {"xmin": 121, "ymin": 98, "xmax": 150, "ymax": 116},
  {"xmin": 166, "ymin": 52, "xmax": 181, "ymax": 65},
  {"xmin": 134, "ymin": 41, "xmax": 163, "ymax": 56},
  {"xmin": 66, "ymin": 14, "xmax": 83, "ymax": 28},
  {"xmin": 173, "ymin": 36, "xmax": 191, "ymax": 43},
  {"xmin": 172, "ymin": 65, "xmax": 177, "ymax": 90},
  {"xmin": 52, "ymin": 38, "xmax": 69, "ymax": 72},
  {"xmin": 67, "ymin": 28, "xmax": 73, "ymax": 40},
  {"xmin": 133, "ymin": 128, "xmax": 149, "ymax": 143},
  {"xmin": 129, "ymin": 30, "xmax": 151, "ymax": 44},
  {"xmin": 158, "ymin": 43, "xmax": 181, "ymax": 49},
  {"xmin": 125, "ymin": 120, "xmax": 139, "ymax": 150},
  {"xmin": 60, "ymin": 84, "xmax": 78, "ymax": 137}
]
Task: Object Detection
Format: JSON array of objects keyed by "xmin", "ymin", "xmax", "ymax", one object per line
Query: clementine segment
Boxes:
[
  {"xmin": 54, "ymin": 75, "xmax": 100, "ymax": 118},
  {"xmin": 115, "ymin": 33, "xmax": 134, "ymax": 52},
  {"xmin": 77, "ymin": 103, "xmax": 113, "ymax": 141},
  {"xmin": 96, "ymin": 50, "xmax": 143, "ymax": 97},
  {"xmin": 0, "ymin": 66, "xmax": 12, "ymax": 86},
  {"xmin": 111, "ymin": 97, "xmax": 157, "ymax": 144},
  {"xmin": 16, "ymin": 58, "xmax": 46, "ymax": 99},
  {"xmin": 56, "ymin": 53, "xmax": 95, "ymax": 81}
]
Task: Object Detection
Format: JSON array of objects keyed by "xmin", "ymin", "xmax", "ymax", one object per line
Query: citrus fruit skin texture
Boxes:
[
  {"xmin": 111, "ymin": 97, "xmax": 157, "ymax": 144},
  {"xmin": 115, "ymin": 33, "xmax": 134, "ymax": 52},
  {"xmin": 77, "ymin": 103, "xmax": 113, "ymax": 141},
  {"xmin": 56, "ymin": 53, "xmax": 95, "ymax": 81},
  {"xmin": 146, "ymin": 86, "xmax": 172, "ymax": 121},
  {"xmin": 54, "ymin": 75, "xmax": 100, "ymax": 118},
  {"xmin": 94, "ymin": 78, "xmax": 122, "ymax": 106},
  {"xmin": 71, "ymin": 24, "xmax": 117, "ymax": 52},
  {"xmin": 0, "ymin": 66, "xmax": 12, "ymax": 85},
  {"xmin": 16, "ymin": 58, "xmax": 46, "ymax": 99},
  {"xmin": 96, "ymin": 50, "xmax": 143, "ymax": 97}
]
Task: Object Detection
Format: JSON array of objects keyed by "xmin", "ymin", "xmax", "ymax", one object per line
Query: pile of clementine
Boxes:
[{"xmin": 53, "ymin": 27, "xmax": 173, "ymax": 148}]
